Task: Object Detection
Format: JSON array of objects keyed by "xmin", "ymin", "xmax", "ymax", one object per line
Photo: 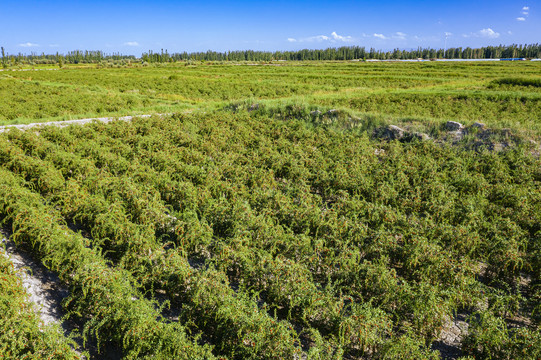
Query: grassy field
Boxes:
[
  {"xmin": 1, "ymin": 61, "xmax": 540, "ymax": 134},
  {"xmin": 0, "ymin": 62, "xmax": 540, "ymax": 359}
]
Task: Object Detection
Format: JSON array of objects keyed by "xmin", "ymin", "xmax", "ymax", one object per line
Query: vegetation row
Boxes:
[{"xmin": 0, "ymin": 109, "xmax": 540, "ymax": 358}]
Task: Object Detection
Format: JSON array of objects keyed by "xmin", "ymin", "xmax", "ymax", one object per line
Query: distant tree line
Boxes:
[
  {"xmin": 1, "ymin": 44, "xmax": 540, "ymax": 66},
  {"xmin": 145, "ymin": 44, "xmax": 541, "ymax": 62},
  {"xmin": 0, "ymin": 50, "xmax": 135, "ymax": 66}
]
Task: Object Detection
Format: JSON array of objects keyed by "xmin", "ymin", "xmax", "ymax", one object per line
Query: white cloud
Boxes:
[
  {"xmin": 18, "ymin": 42, "xmax": 39, "ymax": 47},
  {"xmin": 444, "ymin": 32, "xmax": 453, "ymax": 37},
  {"xmin": 522, "ymin": 6, "xmax": 529, "ymax": 10},
  {"xmin": 331, "ymin": 31, "xmax": 353, "ymax": 41},
  {"xmin": 373, "ymin": 33, "xmax": 387, "ymax": 40},
  {"xmin": 123, "ymin": 41, "xmax": 139, "ymax": 46},
  {"xmin": 311, "ymin": 35, "xmax": 330, "ymax": 41},
  {"xmin": 288, "ymin": 32, "xmax": 353, "ymax": 43},
  {"xmin": 465, "ymin": 28, "xmax": 500, "ymax": 38},
  {"xmin": 393, "ymin": 32, "xmax": 407, "ymax": 40},
  {"xmin": 517, "ymin": 17, "xmax": 526, "ymax": 21},
  {"xmin": 479, "ymin": 28, "xmax": 500, "ymax": 38},
  {"xmin": 508, "ymin": 31, "xmax": 513, "ymax": 35}
]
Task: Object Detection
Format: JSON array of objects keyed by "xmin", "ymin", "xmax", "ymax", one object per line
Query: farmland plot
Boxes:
[{"xmin": 0, "ymin": 109, "xmax": 540, "ymax": 359}]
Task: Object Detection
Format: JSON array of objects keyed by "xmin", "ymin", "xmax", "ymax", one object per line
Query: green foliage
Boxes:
[
  {"xmin": 463, "ymin": 312, "xmax": 541, "ymax": 359},
  {"xmin": 1, "ymin": 47, "xmax": 7, "ymax": 69},
  {"xmin": 378, "ymin": 333, "xmax": 440, "ymax": 360},
  {"xmin": 491, "ymin": 77, "xmax": 541, "ymax": 88},
  {"xmin": 0, "ymin": 100, "xmax": 540, "ymax": 358},
  {"xmin": 1, "ymin": 62, "xmax": 540, "ymax": 137},
  {"xmin": 0, "ymin": 168, "xmax": 215, "ymax": 359},
  {"xmin": 0, "ymin": 252, "xmax": 81, "ymax": 359}
]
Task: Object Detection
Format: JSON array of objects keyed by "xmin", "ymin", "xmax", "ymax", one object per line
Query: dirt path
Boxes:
[
  {"xmin": 0, "ymin": 68, "xmax": 59, "ymax": 72},
  {"xmin": 0, "ymin": 114, "xmax": 156, "ymax": 133}
]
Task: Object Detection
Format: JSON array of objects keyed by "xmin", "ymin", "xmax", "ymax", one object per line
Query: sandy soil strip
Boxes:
[
  {"xmin": 1, "ymin": 232, "xmax": 123, "ymax": 358},
  {"xmin": 1, "ymin": 232, "xmax": 67, "ymax": 327},
  {"xmin": 0, "ymin": 68, "xmax": 59, "ymax": 72},
  {"xmin": 0, "ymin": 114, "xmax": 156, "ymax": 133}
]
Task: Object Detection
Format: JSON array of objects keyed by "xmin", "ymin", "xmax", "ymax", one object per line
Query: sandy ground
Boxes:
[
  {"xmin": 1, "ymin": 231, "xmax": 68, "ymax": 327},
  {"xmin": 432, "ymin": 314, "xmax": 468, "ymax": 359},
  {"xmin": 1, "ymin": 230, "xmax": 122, "ymax": 359}
]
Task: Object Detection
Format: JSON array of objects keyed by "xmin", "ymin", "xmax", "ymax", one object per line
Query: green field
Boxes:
[
  {"xmin": 2, "ymin": 62, "xmax": 541, "ymax": 133},
  {"xmin": 1, "ymin": 62, "xmax": 540, "ymax": 359}
]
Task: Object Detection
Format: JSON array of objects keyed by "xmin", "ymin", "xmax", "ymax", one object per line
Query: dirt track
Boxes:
[
  {"xmin": 0, "ymin": 114, "xmax": 155, "ymax": 133},
  {"xmin": 0, "ymin": 68, "xmax": 59, "ymax": 72}
]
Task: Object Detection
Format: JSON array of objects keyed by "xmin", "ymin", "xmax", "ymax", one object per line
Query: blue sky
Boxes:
[{"xmin": 1, "ymin": 1, "xmax": 539, "ymax": 54}]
